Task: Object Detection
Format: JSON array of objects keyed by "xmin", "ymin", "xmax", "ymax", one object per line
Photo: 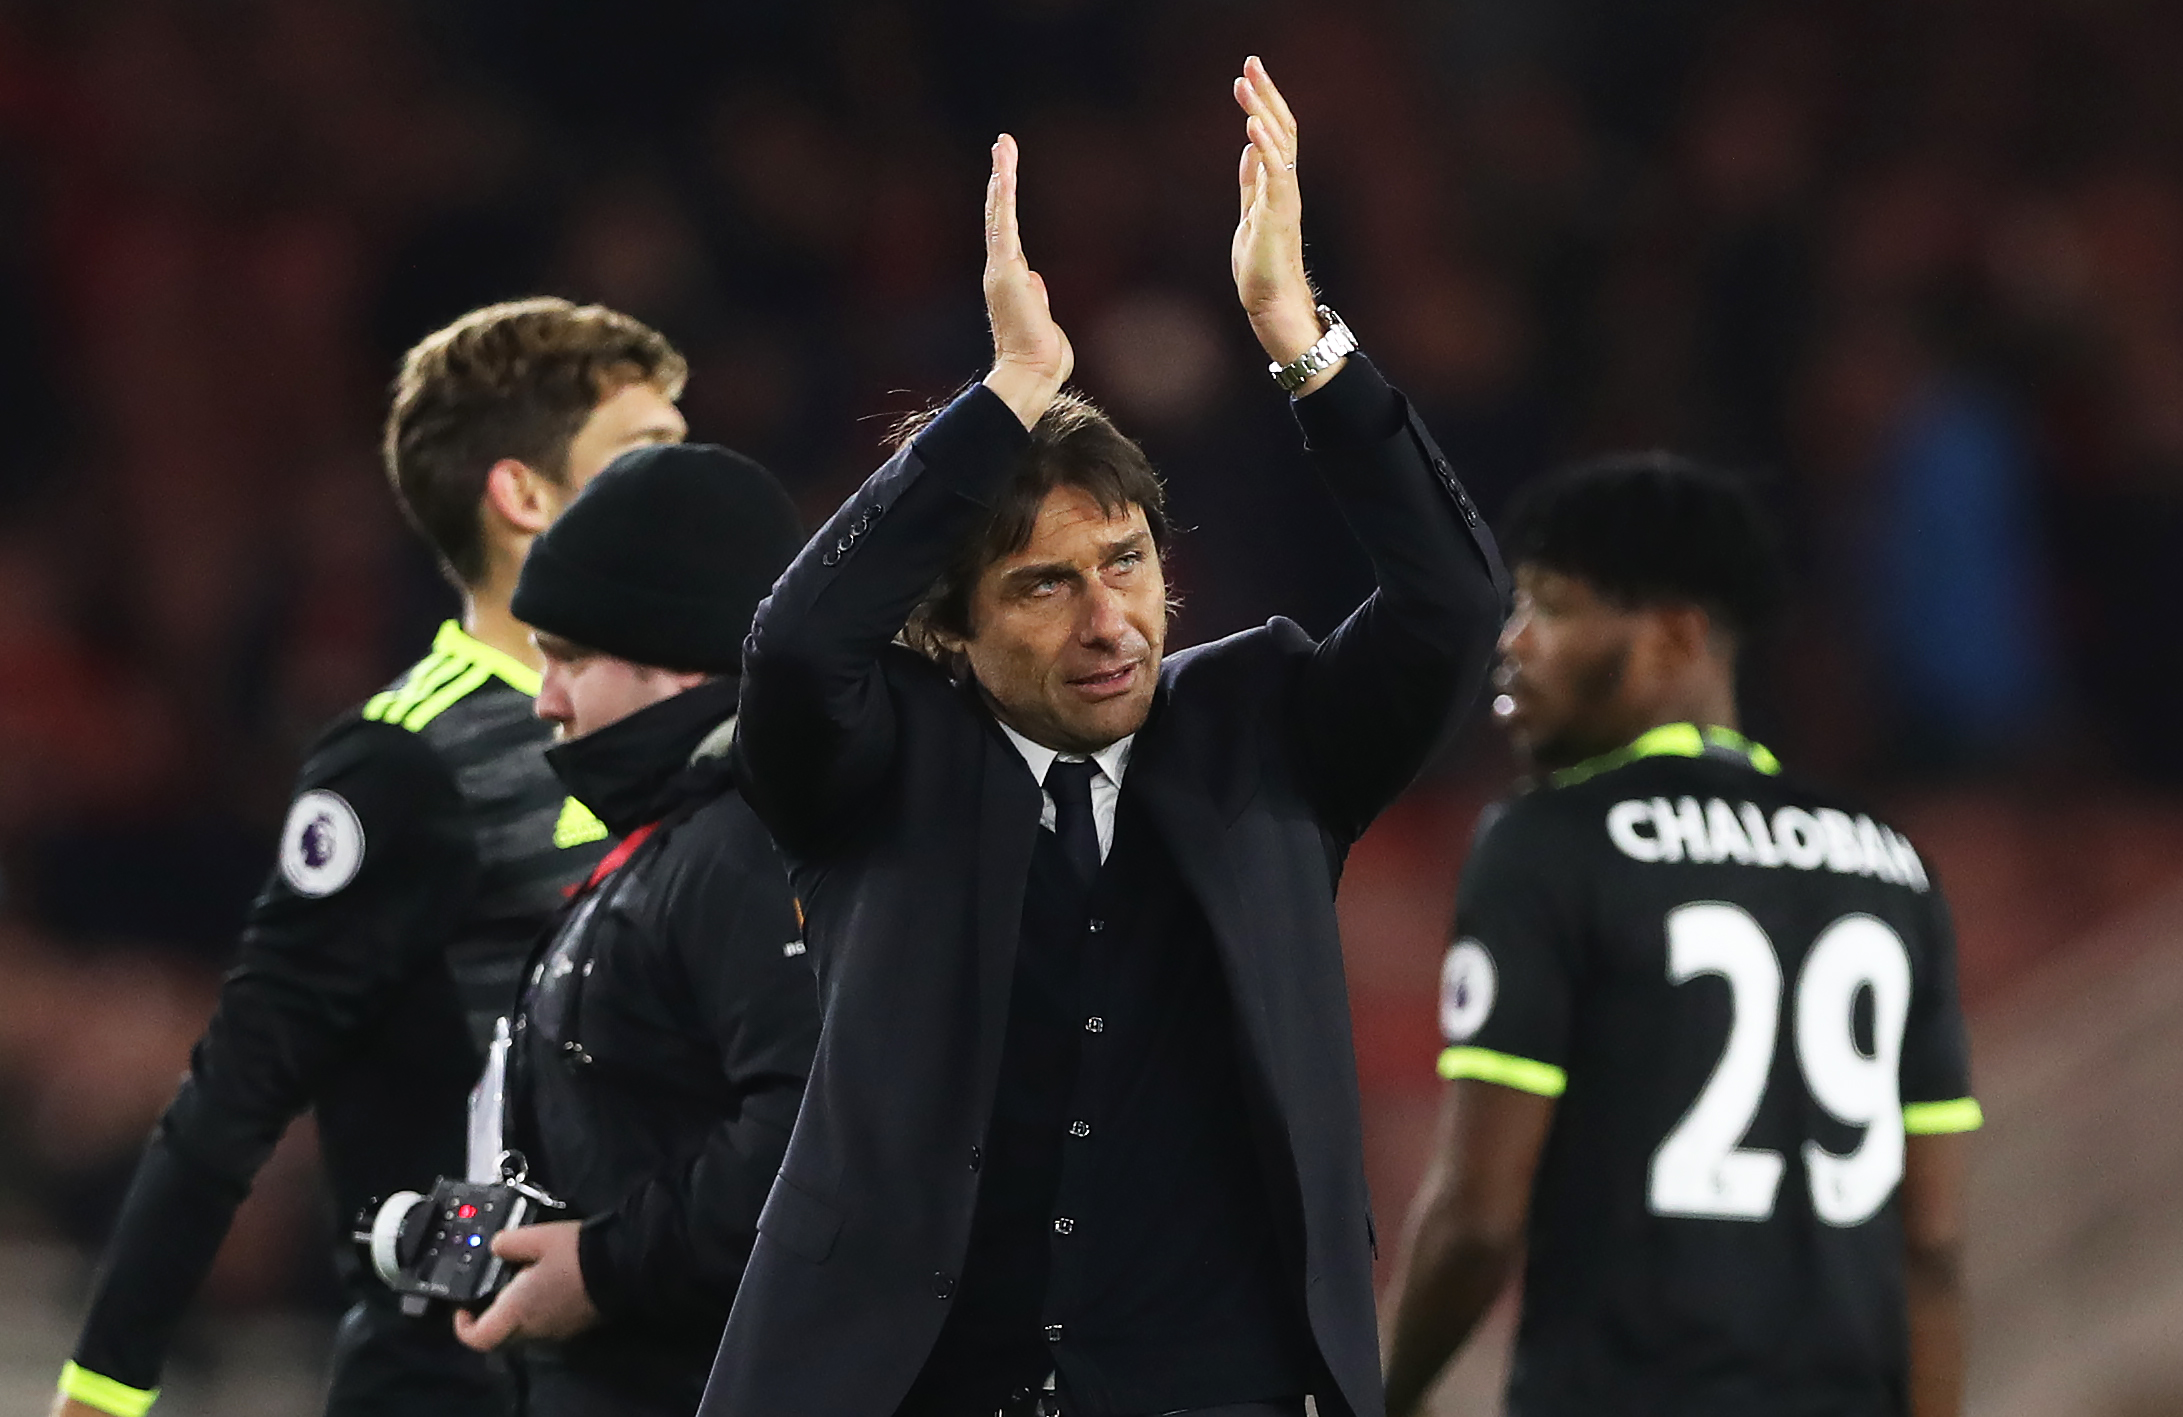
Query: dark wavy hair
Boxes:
[
  {"xmin": 898, "ymin": 389, "xmax": 1172, "ymax": 663},
  {"xmin": 1499, "ymin": 452, "xmax": 1788, "ymax": 641}
]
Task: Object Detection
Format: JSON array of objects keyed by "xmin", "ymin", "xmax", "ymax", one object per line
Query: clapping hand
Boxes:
[
  {"xmin": 1232, "ymin": 57, "xmax": 1340, "ymax": 393},
  {"xmin": 980, "ymin": 133, "xmax": 1073, "ymax": 429}
]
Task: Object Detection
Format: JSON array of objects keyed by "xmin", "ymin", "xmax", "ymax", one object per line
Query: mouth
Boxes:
[{"xmin": 1066, "ymin": 661, "xmax": 1141, "ymax": 702}]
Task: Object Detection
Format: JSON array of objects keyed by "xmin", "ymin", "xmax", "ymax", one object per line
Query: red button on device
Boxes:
[{"xmin": 456, "ymin": 1203, "xmax": 478, "ymax": 1219}]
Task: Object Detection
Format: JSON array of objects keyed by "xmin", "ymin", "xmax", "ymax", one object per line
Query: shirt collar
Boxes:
[
  {"xmin": 998, "ymin": 719, "xmax": 1135, "ymax": 790},
  {"xmin": 1548, "ymin": 720, "xmax": 1781, "ymax": 789},
  {"xmin": 434, "ymin": 619, "xmax": 542, "ymax": 696}
]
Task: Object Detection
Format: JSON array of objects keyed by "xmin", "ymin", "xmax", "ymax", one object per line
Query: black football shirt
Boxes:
[
  {"xmin": 66, "ymin": 623, "xmax": 610, "ymax": 1417},
  {"xmin": 1439, "ymin": 723, "xmax": 1980, "ymax": 1417}
]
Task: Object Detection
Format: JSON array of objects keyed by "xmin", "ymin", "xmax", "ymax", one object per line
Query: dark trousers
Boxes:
[{"xmin": 325, "ymin": 1290, "xmax": 512, "ymax": 1417}]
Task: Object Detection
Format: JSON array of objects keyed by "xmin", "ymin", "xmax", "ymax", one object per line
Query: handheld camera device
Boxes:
[{"xmin": 354, "ymin": 1153, "xmax": 563, "ymax": 1317}]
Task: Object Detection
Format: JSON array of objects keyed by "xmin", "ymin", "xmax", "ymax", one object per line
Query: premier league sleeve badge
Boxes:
[
  {"xmin": 279, "ymin": 789, "xmax": 367, "ymax": 897},
  {"xmin": 1439, "ymin": 938, "xmax": 1498, "ymax": 1043}
]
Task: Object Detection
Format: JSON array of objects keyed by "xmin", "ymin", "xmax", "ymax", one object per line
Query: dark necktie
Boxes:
[{"xmin": 1043, "ymin": 758, "xmax": 1101, "ymax": 886}]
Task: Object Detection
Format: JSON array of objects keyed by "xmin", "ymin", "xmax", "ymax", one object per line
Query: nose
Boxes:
[
  {"xmin": 534, "ymin": 666, "xmax": 572, "ymax": 725},
  {"xmin": 1079, "ymin": 578, "xmax": 1132, "ymax": 649},
  {"xmin": 1497, "ymin": 604, "xmax": 1532, "ymax": 659}
]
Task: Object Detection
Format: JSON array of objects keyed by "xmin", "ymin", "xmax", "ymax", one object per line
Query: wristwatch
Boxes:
[{"xmin": 1268, "ymin": 305, "xmax": 1358, "ymax": 393}]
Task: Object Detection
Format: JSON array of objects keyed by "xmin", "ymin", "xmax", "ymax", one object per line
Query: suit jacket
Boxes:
[{"xmin": 707, "ymin": 358, "xmax": 1508, "ymax": 1417}]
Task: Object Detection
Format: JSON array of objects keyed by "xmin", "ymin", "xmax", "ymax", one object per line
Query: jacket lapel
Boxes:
[
  {"xmin": 1128, "ymin": 721, "xmax": 1300, "ymax": 1247},
  {"xmin": 971, "ymin": 705, "xmax": 1043, "ymax": 1122},
  {"xmin": 1127, "ymin": 699, "xmax": 1261, "ymax": 1031}
]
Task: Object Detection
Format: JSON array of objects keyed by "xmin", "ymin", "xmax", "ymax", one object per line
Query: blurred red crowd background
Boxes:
[{"xmin": 0, "ymin": 0, "xmax": 2179, "ymax": 1357}]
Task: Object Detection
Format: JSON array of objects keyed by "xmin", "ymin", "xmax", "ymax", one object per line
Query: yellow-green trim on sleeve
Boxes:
[
  {"xmin": 1437, "ymin": 1046, "xmax": 1568, "ymax": 1098},
  {"xmin": 1903, "ymin": 1098, "xmax": 1984, "ymax": 1134},
  {"xmin": 58, "ymin": 1362, "xmax": 158, "ymax": 1417}
]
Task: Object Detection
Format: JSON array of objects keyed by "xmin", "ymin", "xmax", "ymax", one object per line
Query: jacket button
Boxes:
[
  {"xmin": 1053, "ymin": 1217, "xmax": 1074, "ymax": 1235},
  {"xmin": 1068, "ymin": 1120, "xmax": 1091, "ymax": 1138},
  {"xmin": 933, "ymin": 1272, "xmax": 954, "ymax": 1300},
  {"xmin": 1087, "ymin": 918, "xmax": 1104, "ymax": 933},
  {"xmin": 1045, "ymin": 1324, "xmax": 1064, "ymax": 1343},
  {"xmin": 969, "ymin": 1145, "xmax": 983, "ymax": 1172},
  {"xmin": 1083, "ymin": 1016, "xmax": 1103, "ymax": 1034},
  {"xmin": 820, "ymin": 549, "xmax": 841, "ymax": 567}
]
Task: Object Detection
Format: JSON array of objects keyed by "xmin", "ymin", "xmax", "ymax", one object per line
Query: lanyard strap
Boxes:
[{"xmin": 582, "ymin": 820, "xmax": 659, "ymax": 893}]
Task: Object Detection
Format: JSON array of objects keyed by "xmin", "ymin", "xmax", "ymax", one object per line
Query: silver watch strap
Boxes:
[{"xmin": 1268, "ymin": 305, "xmax": 1358, "ymax": 393}]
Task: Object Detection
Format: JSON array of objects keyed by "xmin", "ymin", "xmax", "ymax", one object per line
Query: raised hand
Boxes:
[
  {"xmin": 1231, "ymin": 56, "xmax": 1338, "ymax": 390},
  {"xmin": 980, "ymin": 133, "xmax": 1073, "ymax": 429}
]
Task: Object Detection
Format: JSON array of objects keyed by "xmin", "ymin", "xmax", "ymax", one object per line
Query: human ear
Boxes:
[
  {"xmin": 1619, "ymin": 609, "xmax": 1684, "ymax": 700},
  {"xmin": 1659, "ymin": 605, "xmax": 1719, "ymax": 670},
  {"xmin": 482, "ymin": 459, "xmax": 558, "ymax": 537}
]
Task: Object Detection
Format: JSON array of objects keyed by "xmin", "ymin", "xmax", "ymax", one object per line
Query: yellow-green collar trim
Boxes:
[
  {"xmin": 435, "ymin": 620, "xmax": 542, "ymax": 697},
  {"xmin": 1550, "ymin": 721, "xmax": 1781, "ymax": 789}
]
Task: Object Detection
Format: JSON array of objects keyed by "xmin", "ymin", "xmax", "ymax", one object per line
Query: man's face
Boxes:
[
  {"xmin": 559, "ymin": 378, "xmax": 687, "ymax": 502},
  {"xmin": 533, "ymin": 635, "xmax": 704, "ymax": 741},
  {"xmin": 954, "ymin": 487, "xmax": 1166, "ymax": 755},
  {"xmin": 1495, "ymin": 564, "xmax": 1650, "ymax": 773}
]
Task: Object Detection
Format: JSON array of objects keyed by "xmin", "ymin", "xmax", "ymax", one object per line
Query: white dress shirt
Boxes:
[{"xmin": 998, "ymin": 721, "xmax": 1134, "ymax": 864}]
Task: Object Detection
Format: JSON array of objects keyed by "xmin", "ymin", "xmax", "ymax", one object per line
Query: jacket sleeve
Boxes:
[
  {"xmin": 66, "ymin": 722, "xmax": 475, "ymax": 1405},
  {"xmin": 1282, "ymin": 356, "xmax": 1511, "ymax": 842},
  {"xmin": 574, "ymin": 838, "xmax": 818, "ymax": 1323},
  {"xmin": 734, "ymin": 384, "xmax": 1031, "ymax": 853}
]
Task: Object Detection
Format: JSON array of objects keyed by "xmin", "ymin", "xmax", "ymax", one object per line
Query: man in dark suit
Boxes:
[{"xmin": 707, "ymin": 60, "xmax": 1508, "ymax": 1417}]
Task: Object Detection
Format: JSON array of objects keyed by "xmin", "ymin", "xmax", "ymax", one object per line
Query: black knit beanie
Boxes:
[{"xmin": 513, "ymin": 443, "xmax": 806, "ymax": 674}]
